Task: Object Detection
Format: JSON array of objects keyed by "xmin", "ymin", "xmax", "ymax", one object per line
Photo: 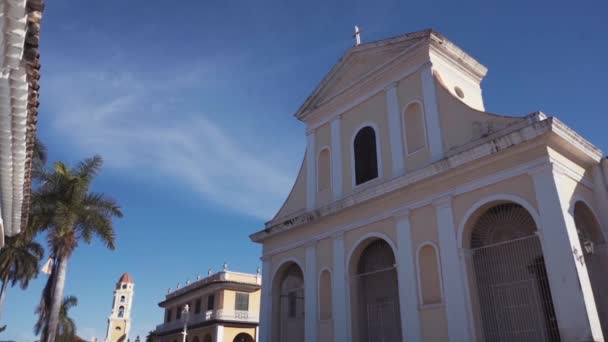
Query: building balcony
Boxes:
[{"xmin": 154, "ymin": 309, "xmax": 259, "ymax": 334}]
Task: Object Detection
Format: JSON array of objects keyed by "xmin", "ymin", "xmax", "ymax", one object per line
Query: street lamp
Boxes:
[{"xmin": 181, "ymin": 304, "xmax": 190, "ymax": 342}]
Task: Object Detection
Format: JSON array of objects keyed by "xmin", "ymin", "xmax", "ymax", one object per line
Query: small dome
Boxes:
[{"xmin": 118, "ymin": 272, "xmax": 133, "ymax": 284}]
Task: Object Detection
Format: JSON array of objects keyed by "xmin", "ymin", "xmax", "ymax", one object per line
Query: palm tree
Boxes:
[
  {"xmin": 31, "ymin": 155, "xmax": 123, "ymax": 342},
  {"xmin": 0, "ymin": 233, "xmax": 44, "ymax": 319},
  {"xmin": 35, "ymin": 295, "xmax": 78, "ymax": 342}
]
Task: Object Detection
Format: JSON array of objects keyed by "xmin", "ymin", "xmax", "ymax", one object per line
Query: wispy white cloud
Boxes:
[{"xmin": 42, "ymin": 66, "xmax": 297, "ymax": 219}]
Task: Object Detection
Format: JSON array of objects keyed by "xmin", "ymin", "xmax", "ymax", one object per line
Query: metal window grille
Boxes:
[{"xmin": 473, "ymin": 236, "xmax": 559, "ymax": 341}]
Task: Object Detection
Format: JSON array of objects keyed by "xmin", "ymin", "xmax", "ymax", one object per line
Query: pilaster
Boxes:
[
  {"xmin": 530, "ymin": 164, "xmax": 603, "ymax": 341},
  {"xmin": 421, "ymin": 66, "xmax": 444, "ymax": 162},
  {"xmin": 434, "ymin": 196, "xmax": 471, "ymax": 341},
  {"xmin": 385, "ymin": 82, "xmax": 406, "ymax": 177},
  {"xmin": 393, "ymin": 209, "xmax": 422, "ymax": 341},
  {"xmin": 330, "ymin": 116, "xmax": 343, "ymax": 199},
  {"xmin": 216, "ymin": 325, "xmax": 224, "ymax": 342},
  {"xmin": 258, "ymin": 257, "xmax": 272, "ymax": 342},
  {"xmin": 332, "ymin": 232, "xmax": 348, "ymax": 342},
  {"xmin": 305, "ymin": 243, "xmax": 318, "ymax": 342},
  {"xmin": 306, "ymin": 130, "xmax": 316, "ymax": 210}
]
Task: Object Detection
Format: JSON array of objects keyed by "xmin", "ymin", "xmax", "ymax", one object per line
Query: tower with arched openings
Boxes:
[
  {"xmin": 105, "ymin": 273, "xmax": 135, "ymax": 342},
  {"xmin": 250, "ymin": 29, "xmax": 608, "ymax": 342}
]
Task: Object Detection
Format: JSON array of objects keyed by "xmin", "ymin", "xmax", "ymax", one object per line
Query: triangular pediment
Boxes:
[{"xmin": 295, "ymin": 29, "xmax": 432, "ymax": 120}]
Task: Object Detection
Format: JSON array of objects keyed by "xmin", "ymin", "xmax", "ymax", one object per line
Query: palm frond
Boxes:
[{"xmin": 75, "ymin": 155, "xmax": 103, "ymax": 180}]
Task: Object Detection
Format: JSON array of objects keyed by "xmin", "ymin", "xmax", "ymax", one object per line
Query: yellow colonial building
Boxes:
[
  {"xmin": 152, "ymin": 269, "xmax": 261, "ymax": 342},
  {"xmin": 250, "ymin": 29, "xmax": 608, "ymax": 342}
]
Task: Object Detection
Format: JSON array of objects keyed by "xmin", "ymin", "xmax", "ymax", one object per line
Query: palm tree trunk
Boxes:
[
  {"xmin": 45, "ymin": 257, "xmax": 68, "ymax": 342},
  {"xmin": 0, "ymin": 278, "xmax": 8, "ymax": 320}
]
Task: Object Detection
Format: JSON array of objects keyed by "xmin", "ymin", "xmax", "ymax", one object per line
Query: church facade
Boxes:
[{"xmin": 250, "ymin": 29, "xmax": 608, "ymax": 342}]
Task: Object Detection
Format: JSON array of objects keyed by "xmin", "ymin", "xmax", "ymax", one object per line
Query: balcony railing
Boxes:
[{"xmin": 155, "ymin": 309, "xmax": 259, "ymax": 333}]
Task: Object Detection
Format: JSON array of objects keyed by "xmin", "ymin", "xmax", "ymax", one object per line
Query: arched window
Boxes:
[
  {"xmin": 417, "ymin": 244, "xmax": 442, "ymax": 306},
  {"xmin": 233, "ymin": 333, "xmax": 254, "ymax": 342},
  {"xmin": 351, "ymin": 239, "xmax": 401, "ymax": 341},
  {"xmin": 573, "ymin": 201, "xmax": 608, "ymax": 335},
  {"xmin": 272, "ymin": 262, "xmax": 305, "ymax": 342},
  {"xmin": 118, "ymin": 306, "xmax": 125, "ymax": 318},
  {"xmin": 203, "ymin": 334, "xmax": 212, "ymax": 342},
  {"xmin": 120, "ymin": 295, "xmax": 126, "ymax": 303},
  {"xmin": 403, "ymin": 102, "xmax": 426, "ymax": 154},
  {"xmin": 353, "ymin": 126, "xmax": 378, "ymax": 185},
  {"xmin": 319, "ymin": 270, "xmax": 332, "ymax": 320},
  {"xmin": 466, "ymin": 203, "xmax": 559, "ymax": 341},
  {"xmin": 317, "ymin": 148, "xmax": 331, "ymax": 192}
]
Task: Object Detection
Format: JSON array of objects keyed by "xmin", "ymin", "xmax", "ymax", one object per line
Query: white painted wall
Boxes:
[{"xmin": 531, "ymin": 165, "xmax": 603, "ymax": 341}]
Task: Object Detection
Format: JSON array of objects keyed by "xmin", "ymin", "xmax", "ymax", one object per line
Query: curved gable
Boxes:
[
  {"xmin": 272, "ymin": 156, "xmax": 307, "ymax": 221},
  {"xmin": 435, "ymin": 73, "xmax": 525, "ymax": 153}
]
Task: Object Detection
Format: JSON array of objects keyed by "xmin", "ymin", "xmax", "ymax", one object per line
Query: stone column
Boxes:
[
  {"xmin": 420, "ymin": 65, "xmax": 444, "ymax": 162},
  {"xmin": 330, "ymin": 116, "xmax": 343, "ymax": 199},
  {"xmin": 258, "ymin": 257, "xmax": 272, "ymax": 342},
  {"xmin": 332, "ymin": 232, "xmax": 348, "ymax": 342},
  {"xmin": 434, "ymin": 196, "xmax": 472, "ymax": 341},
  {"xmin": 385, "ymin": 82, "xmax": 406, "ymax": 177},
  {"xmin": 531, "ymin": 164, "xmax": 603, "ymax": 341},
  {"xmin": 306, "ymin": 130, "xmax": 316, "ymax": 210},
  {"xmin": 394, "ymin": 209, "xmax": 422, "ymax": 341},
  {"xmin": 305, "ymin": 243, "xmax": 318, "ymax": 342}
]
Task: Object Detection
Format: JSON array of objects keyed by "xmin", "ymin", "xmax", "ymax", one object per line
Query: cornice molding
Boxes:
[{"xmin": 251, "ymin": 115, "xmax": 603, "ymax": 245}]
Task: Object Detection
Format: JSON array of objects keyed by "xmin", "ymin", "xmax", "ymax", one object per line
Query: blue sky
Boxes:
[{"xmin": 4, "ymin": 0, "xmax": 607, "ymax": 340}]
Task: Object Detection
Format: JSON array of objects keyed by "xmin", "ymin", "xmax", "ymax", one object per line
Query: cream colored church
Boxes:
[{"xmin": 250, "ymin": 29, "xmax": 608, "ymax": 342}]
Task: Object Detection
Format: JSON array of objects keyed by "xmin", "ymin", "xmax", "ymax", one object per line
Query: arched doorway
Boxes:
[
  {"xmin": 466, "ymin": 202, "xmax": 560, "ymax": 341},
  {"xmin": 232, "ymin": 333, "xmax": 254, "ymax": 342},
  {"xmin": 350, "ymin": 238, "xmax": 401, "ymax": 342},
  {"xmin": 573, "ymin": 201, "xmax": 608, "ymax": 336},
  {"xmin": 272, "ymin": 262, "xmax": 304, "ymax": 342}
]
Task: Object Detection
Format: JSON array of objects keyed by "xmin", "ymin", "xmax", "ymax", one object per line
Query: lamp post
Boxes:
[{"xmin": 181, "ymin": 304, "xmax": 190, "ymax": 342}]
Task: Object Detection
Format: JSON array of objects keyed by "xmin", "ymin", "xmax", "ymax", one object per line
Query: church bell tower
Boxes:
[{"xmin": 105, "ymin": 273, "xmax": 134, "ymax": 342}]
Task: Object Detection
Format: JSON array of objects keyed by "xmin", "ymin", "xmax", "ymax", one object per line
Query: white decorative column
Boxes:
[
  {"xmin": 259, "ymin": 257, "xmax": 272, "ymax": 342},
  {"xmin": 434, "ymin": 196, "xmax": 472, "ymax": 341},
  {"xmin": 420, "ymin": 65, "xmax": 444, "ymax": 162},
  {"xmin": 215, "ymin": 325, "xmax": 224, "ymax": 342},
  {"xmin": 332, "ymin": 232, "xmax": 348, "ymax": 342},
  {"xmin": 306, "ymin": 130, "xmax": 316, "ymax": 210},
  {"xmin": 592, "ymin": 164, "xmax": 608, "ymax": 235},
  {"xmin": 305, "ymin": 243, "xmax": 318, "ymax": 342},
  {"xmin": 330, "ymin": 116, "xmax": 343, "ymax": 199},
  {"xmin": 385, "ymin": 82, "xmax": 406, "ymax": 177},
  {"xmin": 531, "ymin": 164, "xmax": 603, "ymax": 341},
  {"xmin": 394, "ymin": 209, "xmax": 422, "ymax": 341}
]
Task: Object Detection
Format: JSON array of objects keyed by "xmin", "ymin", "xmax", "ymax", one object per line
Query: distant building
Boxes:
[
  {"xmin": 250, "ymin": 29, "xmax": 608, "ymax": 342},
  {"xmin": 0, "ymin": 0, "xmax": 44, "ymax": 247},
  {"xmin": 152, "ymin": 269, "xmax": 261, "ymax": 342},
  {"xmin": 105, "ymin": 273, "xmax": 135, "ymax": 342}
]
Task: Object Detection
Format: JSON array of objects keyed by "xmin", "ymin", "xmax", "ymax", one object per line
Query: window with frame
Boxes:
[
  {"xmin": 176, "ymin": 305, "xmax": 182, "ymax": 319},
  {"xmin": 235, "ymin": 292, "xmax": 249, "ymax": 311},
  {"xmin": 288, "ymin": 291, "xmax": 298, "ymax": 318},
  {"xmin": 207, "ymin": 294, "xmax": 215, "ymax": 311},
  {"xmin": 118, "ymin": 306, "xmax": 125, "ymax": 318},
  {"xmin": 354, "ymin": 126, "xmax": 378, "ymax": 185},
  {"xmin": 166, "ymin": 308, "xmax": 172, "ymax": 322},
  {"xmin": 194, "ymin": 298, "xmax": 202, "ymax": 314}
]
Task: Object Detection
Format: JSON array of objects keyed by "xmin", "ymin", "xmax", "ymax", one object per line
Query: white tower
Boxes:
[{"xmin": 105, "ymin": 273, "xmax": 134, "ymax": 342}]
